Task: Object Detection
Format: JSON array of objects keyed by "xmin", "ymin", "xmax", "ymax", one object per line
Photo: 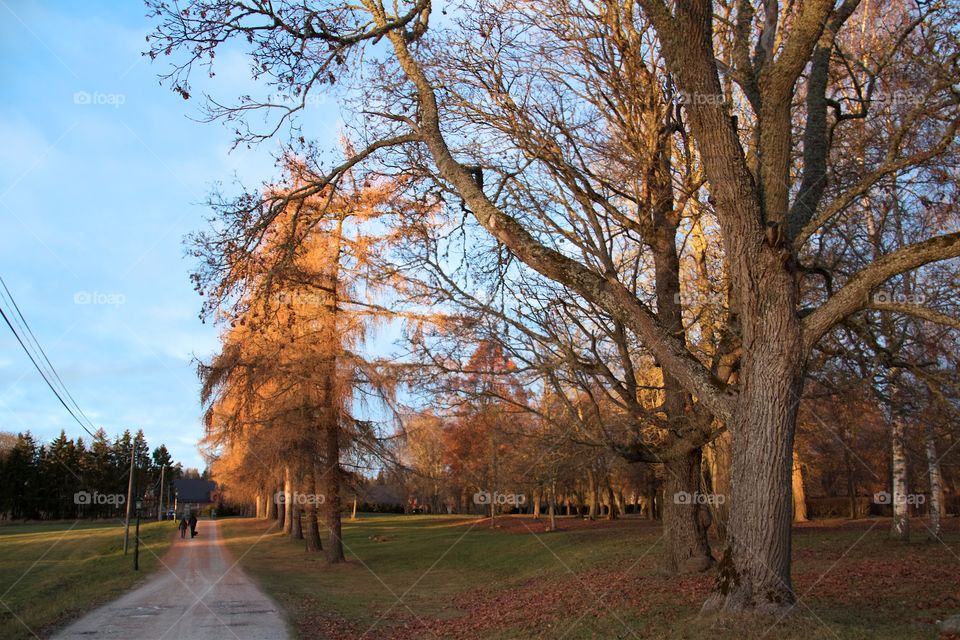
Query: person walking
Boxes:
[
  {"xmin": 188, "ymin": 512, "xmax": 198, "ymax": 538},
  {"xmin": 178, "ymin": 515, "xmax": 188, "ymax": 539}
]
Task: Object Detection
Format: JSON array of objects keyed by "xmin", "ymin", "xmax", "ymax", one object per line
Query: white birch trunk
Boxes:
[
  {"xmin": 925, "ymin": 424, "xmax": 943, "ymax": 539},
  {"xmin": 890, "ymin": 419, "xmax": 909, "ymax": 542}
]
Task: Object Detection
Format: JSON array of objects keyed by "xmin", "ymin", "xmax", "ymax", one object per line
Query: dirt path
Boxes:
[{"xmin": 53, "ymin": 519, "xmax": 290, "ymax": 640}]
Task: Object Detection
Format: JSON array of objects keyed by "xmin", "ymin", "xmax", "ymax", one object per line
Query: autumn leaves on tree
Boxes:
[{"xmin": 197, "ymin": 164, "xmax": 410, "ymax": 561}]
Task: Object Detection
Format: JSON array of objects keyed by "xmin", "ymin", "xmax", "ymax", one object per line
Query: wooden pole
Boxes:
[
  {"xmin": 123, "ymin": 445, "xmax": 135, "ymax": 554},
  {"xmin": 157, "ymin": 465, "xmax": 166, "ymax": 521}
]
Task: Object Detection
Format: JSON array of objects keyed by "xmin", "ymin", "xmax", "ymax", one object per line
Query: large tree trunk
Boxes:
[
  {"xmin": 548, "ymin": 480, "xmax": 557, "ymax": 532},
  {"xmin": 266, "ymin": 486, "xmax": 278, "ymax": 521},
  {"xmin": 662, "ymin": 449, "xmax": 714, "ymax": 574},
  {"xmin": 704, "ymin": 301, "xmax": 804, "ymax": 613},
  {"xmin": 321, "ymin": 415, "xmax": 345, "ymax": 563},
  {"xmin": 704, "ymin": 432, "xmax": 731, "ymax": 538},
  {"xmin": 890, "ymin": 419, "xmax": 910, "ymax": 542},
  {"xmin": 605, "ymin": 483, "xmax": 617, "ymax": 521},
  {"xmin": 532, "ymin": 487, "xmax": 541, "ymax": 519},
  {"xmin": 302, "ymin": 468, "xmax": 323, "ymax": 552},
  {"xmin": 649, "ymin": 166, "xmax": 714, "ymax": 570},
  {"xmin": 843, "ymin": 444, "xmax": 858, "ymax": 519},
  {"xmin": 282, "ymin": 467, "xmax": 293, "ymax": 535},
  {"xmin": 290, "ymin": 472, "xmax": 303, "ymax": 541},
  {"xmin": 792, "ymin": 450, "xmax": 808, "ymax": 522},
  {"xmin": 925, "ymin": 424, "xmax": 943, "ymax": 539},
  {"xmin": 646, "ymin": 473, "xmax": 658, "ymax": 520},
  {"xmin": 587, "ymin": 468, "xmax": 598, "ymax": 521},
  {"xmin": 290, "ymin": 503, "xmax": 303, "ymax": 540}
]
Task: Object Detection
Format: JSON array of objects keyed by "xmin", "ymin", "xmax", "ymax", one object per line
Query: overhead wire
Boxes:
[
  {"xmin": 0, "ymin": 276, "xmax": 105, "ymax": 443},
  {"xmin": 0, "ymin": 276, "xmax": 101, "ymax": 435}
]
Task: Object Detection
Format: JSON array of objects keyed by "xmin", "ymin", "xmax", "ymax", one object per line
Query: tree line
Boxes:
[{"xmin": 0, "ymin": 429, "xmax": 184, "ymax": 520}]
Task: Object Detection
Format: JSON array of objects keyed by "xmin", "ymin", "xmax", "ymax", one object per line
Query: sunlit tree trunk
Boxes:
[
  {"xmin": 705, "ymin": 432, "xmax": 731, "ymax": 537},
  {"xmin": 705, "ymin": 286, "xmax": 805, "ymax": 611},
  {"xmin": 792, "ymin": 450, "xmax": 808, "ymax": 522}
]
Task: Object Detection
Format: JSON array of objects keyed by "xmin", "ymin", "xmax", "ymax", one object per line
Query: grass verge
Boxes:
[
  {"xmin": 0, "ymin": 519, "xmax": 176, "ymax": 639},
  {"xmin": 220, "ymin": 514, "xmax": 960, "ymax": 639}
]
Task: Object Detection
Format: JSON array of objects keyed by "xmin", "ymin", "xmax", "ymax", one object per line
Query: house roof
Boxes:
[
  {"xmin": 359, "ymin": 484, "xmax": 407, "ymax": 505},
  {"xmin": 174, "ymin": 479, "xmax": 217, "ymax": 504}
]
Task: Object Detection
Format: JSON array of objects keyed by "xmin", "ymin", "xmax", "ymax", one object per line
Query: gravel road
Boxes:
[{"xmin": 52, "ymin": 519, "xmax": 290, "ymax": 640}]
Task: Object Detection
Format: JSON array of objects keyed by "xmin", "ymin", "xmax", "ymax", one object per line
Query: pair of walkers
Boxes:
[{"xmin": 178, "ymin": 513, "xmax": 198, "ymax": 539}]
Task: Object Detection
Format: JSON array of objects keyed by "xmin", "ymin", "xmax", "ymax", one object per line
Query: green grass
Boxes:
[
  {"xmin": 220, "ymin": 514, "xmax": 960, "ymax": 640},
  {"xmin": 0, "ymin": 519, "xmax": 176, "ymax": 639}
]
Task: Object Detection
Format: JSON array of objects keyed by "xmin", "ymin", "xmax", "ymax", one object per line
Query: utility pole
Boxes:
[
  {"xmin": 157, "ymin": 465, "xmax": 166, "ymax": 520},
  {"xmin": 134, "ymin": 500, "xmax": 141, "ymax": 571},
  {"xmin": 123, "ymin": 444, "xmax": 136, "ymax": 554}
]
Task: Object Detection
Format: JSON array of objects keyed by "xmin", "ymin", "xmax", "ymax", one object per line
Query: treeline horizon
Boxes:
[{"xmin": 0, "ymin": 429, "xmax": 190, "ymax": 521}]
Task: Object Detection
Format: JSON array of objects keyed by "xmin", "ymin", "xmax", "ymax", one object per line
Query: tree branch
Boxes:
[{"xmin": 801, "ymin": 232, "xmax": 960, "ymax": 352}]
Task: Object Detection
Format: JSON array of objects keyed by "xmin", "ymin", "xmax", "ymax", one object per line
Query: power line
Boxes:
[
  {"xmin": 0, "ymin": 277, "xmax": 100, "ymax": 435},
  {"xmin": 0, "ymin": 278, "xmax": 104, "ymax": 443}
]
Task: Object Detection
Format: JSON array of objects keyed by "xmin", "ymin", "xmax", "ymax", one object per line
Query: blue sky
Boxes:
[{"xmin": 0, "ymin": 1, "xmax": 343, "ymax": 469}]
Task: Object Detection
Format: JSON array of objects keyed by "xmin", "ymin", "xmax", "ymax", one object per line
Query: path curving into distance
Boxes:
[{"xmin": 53, "ymin": 519, "xmax": 290, "ymax": 640}]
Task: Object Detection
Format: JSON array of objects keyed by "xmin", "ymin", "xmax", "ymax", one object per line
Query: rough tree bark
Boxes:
[
  {"xmin": 303, "ymin": 468, "xmax": 323, "ymax": 552},
  {"xmin": 663, "ymin": 448, "xmax": 714, "ymax": 574},
  {"xmin": 282, "ymin": 467, "xmax": 293, "ymax": 535},
  {"xmin": 290, "ymin": 502, "xmax": 303, "ymax": 540}
]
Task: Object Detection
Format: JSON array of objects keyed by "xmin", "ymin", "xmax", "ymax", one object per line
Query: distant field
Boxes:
[
  {"xmin": 0, "ymin": 519, "xmax": 176, "ymax": 639},
  {"xmin": 220, "ymin": 514, "xmax": 960, "ymax": 639}
]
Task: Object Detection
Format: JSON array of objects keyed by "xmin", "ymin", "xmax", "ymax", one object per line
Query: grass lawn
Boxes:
[
  {"xmin": 0, "ymin": 519, "xmax": 176, "ymax": 639},
  {"xmin": 220, "ymin": 514, "xmax": 960, "ymax": 640}
]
